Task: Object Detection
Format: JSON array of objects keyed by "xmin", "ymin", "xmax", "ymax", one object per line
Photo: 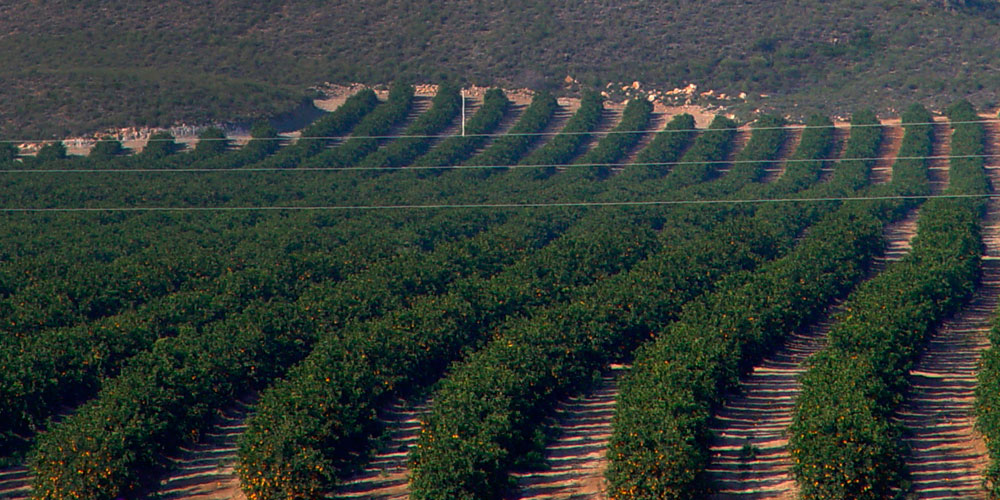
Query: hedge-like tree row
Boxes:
[
  {"xmin": 789, "ymin": 103, "xmax": 985, "ymax": 499},
  {"xmin": 301, "ymin": 84, "xmax": 416, "ymax": 168},
  {"xmin": 1, "ymin": 207, "xmax": 530, "ymax": 460},
  {"xmin": 357, "ymin": 84, "xmax": 462, "ymax": 171},
  {"xmin": 233, "ymin": 116, "xmax": 754, "ymax": 500},
  {"xmin": 234, "ymin": 213, "xmax": 666, "ymax": 499},
  {"xmin": 568, "ymin": 98, "xmax": 653, "ymax": 180},
  {"xmin": 253, "ymin": 89, "xmax": 381, "ymax": 169},
  {"xmin": 517, "ymin": 91, "xmax": 605, "ymax": 179},
  {"xmin": 408, "ymin": 116, "xmax": 835, "ymax": 500},
  {"xmin": 604, "ymin": 108, "xmax": 908, "ymax": 499},
  {"xmin": 977, "ymin": 319, "xmax": 1000, "ymax": 498},
  {"xmin": 462, "ymin": 92, "xmax": 558, "ymax": 170},
  {"xmin": 24, "ymin": 102, "xmax": 710, "ymax": 498},
  {"xmin": 616, "ymin": 113, "xmax": 697, "ymax": 183},
  {"xmin": 977, "ymin": 108, "xmax": 1000, "ymax": 500},
  {"xmin": 412, "ymin": 88, "xmax": 511, "ymax": 170}
]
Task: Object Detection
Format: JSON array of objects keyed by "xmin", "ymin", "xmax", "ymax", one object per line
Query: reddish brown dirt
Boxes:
[
  {"xmin": 871, "ymin": 124, "xmax": 905, "ymax": 184},
  {"xmin": 330, "ymin": 398, "xmax": 429, "ymax": 500},
  {"xmin": 153, "ymin": 398, "xmax": 253, "ymax": 500},
  {"xmin": 761, "ymin": 127, "xmax": 804, "ymax": 183},
  {"xmin": 508, "ymin": 366, "xmax": 624, "ymax": 500},
  {"xmin": 895, "ymin": 121, "xmax": 1000, "ymax": 500},
  {"xmin": 703, "ymin": 207, "xmax": 922, "ymax": 499},
  {"xmin": 0, "ymin": 466, "xmax": 30, "ymax": 500}
]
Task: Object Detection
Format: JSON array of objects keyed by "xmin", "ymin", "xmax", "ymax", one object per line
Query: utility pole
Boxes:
[{"xmin": 461, "ymin": 88, "xmax": 466, "ymax": 136}]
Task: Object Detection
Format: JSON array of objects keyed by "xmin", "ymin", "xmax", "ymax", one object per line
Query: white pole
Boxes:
[{"xmin": 461, "ymin": 88, "xmax": 466, "ymax": 136}]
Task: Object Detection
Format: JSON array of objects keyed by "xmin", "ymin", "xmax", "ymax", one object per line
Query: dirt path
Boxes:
[
  {"xmin": 153, "ymin": 398, "xmax": 254, "ymax": 500},
  {"xmin": 618, "ymin": 111, "xmax": 669, "ymax": 168},
  {"xmin": 330, "ymin": 398, "xmax": 430, "ymax": 500},
  {"xmin": 519, "ymin": 104, "xmax": 576, "ymax": 161},
  {"xmin": 870, "ymin": 123, "xmax": 905, "ymax": 184},
  {"xmin": 715, "ymin": 127, "xmax": 752, "ymax": 174},
  {"xmin": 466, "ymin": 103, "xmax": 527, "ymax": 160},
  {"xmin": 422, "ymin": 95, "xmax": 483, "ymax": 153},
  {"xmin": 895, "ymin": 121, "xmax": 1000, "ymax": 500},
  {"xmin": 377, "ymin": 96, "xmax": 433, "ymax": 148},
  {"xmin": 0, "ymin": 466, "xmax": 30, "ymax": 500},
  {"xmin": 508, "ymin": 366, "xmax": 624, "ymax": 500},
  {"xmin": 761, "ymin": 127, "xmax": 804, "ymax": 183},
  {"xmin": 927, "ymin": 118, "xmax": 952, "ymax": 194},
  {"xmin": 818, "ymin": 124, "xmax": 852, "ymax": 182},
  {"xmin": 577, "ymin": 105, "xmax": 624, "ymax": 156},
  {"xmin": 703, "ymin": 206, "xmax": 922, "ymax": 499}
]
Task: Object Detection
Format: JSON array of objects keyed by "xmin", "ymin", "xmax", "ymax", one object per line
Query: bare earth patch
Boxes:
[
  {"xmin": 154, "ymin": 398, "xmax": 254, "ymax": 500},
  {"xmin": 704, "ymin": 206, "xmax": 921, "ymax": 499},
  {"xmin": 508, "ymin": 366, "xmax": 625, "ymax": 500},
  {"xmin": 331, "ymin": 398, "xmax": 430, "ymax": 500},
  {"xmin": 0, "ymin": 466, "xmax": 30, "ymax": 500},
  {"xmin": 870, "ymin": 123, "xmax": 905, "ymax": 184},
  {"xmin": 894, "ymin": 119, "xmax": 1000, "ymax": 500}
]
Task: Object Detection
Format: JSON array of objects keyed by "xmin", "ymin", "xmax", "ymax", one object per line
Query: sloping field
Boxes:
[{"xmin": 3, "ymin": 86, "xmax": 1000, "ymax": 500}]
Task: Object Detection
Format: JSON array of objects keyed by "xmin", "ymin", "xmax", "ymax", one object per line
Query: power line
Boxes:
[
  {"xmin": 0, "ymin": 153, "xmax": 989, "ymax": 174},
  {"xmin": 0, "ymin": 193, "xmax": 990, "ymax": 213},
  {"xmin": 0, "ymin": 117, "xmax": 993, "ymax": 145}
]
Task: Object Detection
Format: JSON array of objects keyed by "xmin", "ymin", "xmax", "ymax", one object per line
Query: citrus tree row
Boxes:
[
  {"xmin": 0, "ymin": 89, "xmax": 389, "ymax": 336},
  {"xmin": 567, "ymin": 98, "xmax": 652, "ymax": 181},
  {"xmin": 300, "ymin": 84, "xmax": 416, "ymax": 168},
  {"xmin": 605, "ymin": 107, "xmax": 928, "ymax": 499},
  {"xmin": 0, "ymin": 87, "xmax": 521, "ymax": 460},
  {"xmin": 358, "ymin": 84, "xmax": 463, "ymax": 172},
  {"xmin": 24, "ymin": 93, "xmax": 665, "ymax": 499},
  {"xmin": 789, "ymin": 102, "xmax": 986, "ymax": 499},
  {"xmin": 0, "ymin": 88, "xmax": 436, "ymax": 350},
  {"xmin": 412, "ymin": 87, "xmax": 511, "ymax": 171},
  {"xmin": 411, "ymin": 116, "xmax": 856, "ymax": 499},
  {"xmin": 235, "ymin": 113, "xmax": 767, "ymax": 499}
]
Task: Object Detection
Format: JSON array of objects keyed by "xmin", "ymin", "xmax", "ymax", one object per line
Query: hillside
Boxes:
[{"xmin": 4, "ymin": 0, "xmax": 1000, "ymax": 136}]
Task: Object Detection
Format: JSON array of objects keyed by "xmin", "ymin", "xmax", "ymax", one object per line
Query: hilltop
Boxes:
[{"xmin": 3, "ymin": 0, "xmax": 1000, "ymax": 137}]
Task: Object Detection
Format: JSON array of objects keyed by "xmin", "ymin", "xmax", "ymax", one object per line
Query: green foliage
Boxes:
[
  {"xmin": 237, "ymin": 211, "xmax": 664, "ymax": 499},
  {"xmin": 0, "ymin": 142, "xmax": 18, "ymax": 163},
  {"xmin": 302, "ymin": 84, "xmax": 416, "ymax": 168},
  {"xmin": 519, "ymin": 90, "xmax": 605, "ymax": 178},
  {"xmin": 569, "ymin": 98, "xmax": 653, "ymax": 180},
  {"xmin": 977, "ymin": 314, "xmax": 1000, "ymax": 498},
  {"xmin": 789, "ymin": 103, "xmax": 986, "ymax": 499},
  {"xmin": 257, "ymin": 89, "xmax": 379, "ymax": 168},
  {"xmin": 36, "ymin": 142, "xmax": 66, "ymax": 162},
  {"xmin": 358, "ymin": 84, "xmax": 462, "ymax": 172},
  {"xmin": 88, "ymin": 137, "xmax": 124, "ymax": 159},
  {"xmin": 194, "ymin": 127, "xmax": 229, "ymax": 157},
  {"xmin": 408, "ymin": 113, "xmax": 825, "ymax": 500},
  {"xmin": 605, "ymin": 110, "xmax": 895, "ymax": 499},
  {"xmin": 623, "ymin": 113, "xmax": 697, "ymax": 182},
  {"xmin": 412, "ymin": 88, "xmax": 511, "ymax": 172},
  {"xmin": 466, "ymin": 92, "xmax": 558, "ymax": 171},
  {"xmin": 141, "ymin": 131, "xmax": 179, "ymax": 159}
]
